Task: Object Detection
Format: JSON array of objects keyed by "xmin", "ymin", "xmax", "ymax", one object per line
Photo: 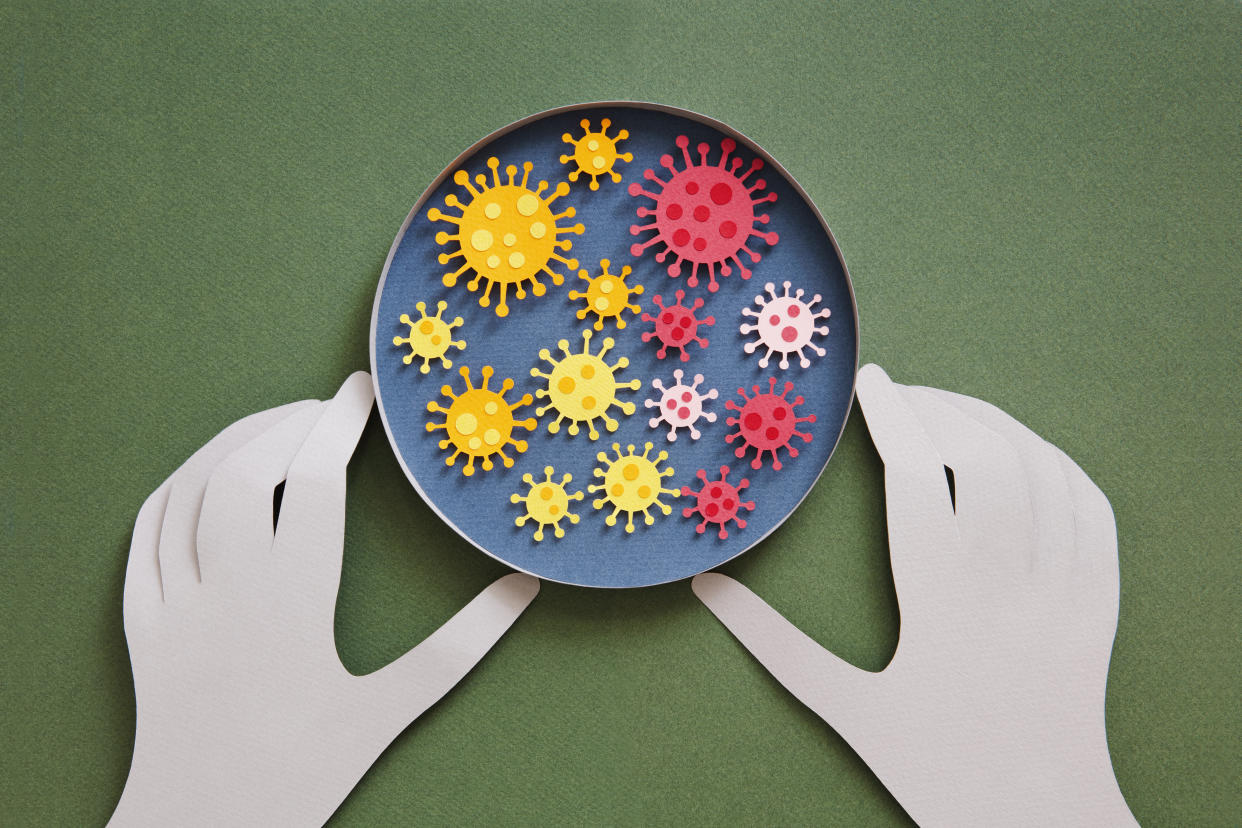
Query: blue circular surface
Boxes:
[{"xmin": 370, "ymin": 104, "xmax": 857, "ymax": 588}]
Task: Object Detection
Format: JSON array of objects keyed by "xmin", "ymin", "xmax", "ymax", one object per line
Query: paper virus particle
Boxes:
[
  {"xmin": 429, "ymin": 157, "xmax": 584, "ymax": 317},
  {"xmin": 531, "ymin": 329, "xmax": 642, "ymax": 439},
  {"xmin": 741, "ymin": 281, "xmax": 831, "ymax": 369},
  {"xmin": 510, "ymin": 466, "xmax": 584, "ymax": 541},
  {"xmin": 560, "ymin": 118, "xmax": 632, "ymax": 191},
  {"xmin": 681, "ymin": 466, "xmax": 755, "ymax": 540},
  {"xmin": 725, "ymin": 377, "xmax": 816, "ymax": 471},
  {"xmin": 641, "ymin": 290, "xmax": 715, "ymax": 362},
  {"xmin": 589, "ymin": 442, "xmax": 680, "ymax": 533},
  {"xmin": 569, "ymin": 258, "xmax": 644, "ymax": 331},
  {"xmin": 645, "ymin": 369, "xmax": 718, "ymax": 442},
  {"xmin": 393, "ymin": 300, "xmax": 466, "ymax": 374},
  {"xmin": 426, "ymin": 365, "xmax": 536, "ymax": 477},
  {"xmin": 628, "ymin": 135, "xmax": 780, "ymax": 292}
]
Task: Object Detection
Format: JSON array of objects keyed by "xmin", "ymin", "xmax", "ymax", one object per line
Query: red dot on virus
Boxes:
[
  {"xmin": 629, "ymin": 135, "xmax": 780, "ymax": 293},
  {"xmin": 681, "ymin": 466, "xmax": 755, "ymax": 540},
  {"xmin": 724, "ymin": 377, "xmax": 815, "ymax": 470},
  {"xmin": 641, "ymin": 290, "xmax": 714, "ymax": 362}
]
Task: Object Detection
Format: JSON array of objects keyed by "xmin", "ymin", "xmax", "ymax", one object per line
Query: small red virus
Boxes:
[
  {"xmin": 725, "ymin": 377, "xmax": 815, "ymax": 470},
  {"xmin": 628, "ymin": 135, "xmax": 779, "ymax": 293},
  {"xmin": 682, "ymin": 466, "xmax": 755, "ymax": 540},
  {"xmin": 641, "ymin": 290, "xmax": 714, "ymax": 361}
]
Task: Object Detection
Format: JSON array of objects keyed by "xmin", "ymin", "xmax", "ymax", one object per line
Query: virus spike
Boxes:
[
  {"xmin": 724, "ymin": 376, "xmax": 816, "ymax": 471},
  {"xmin": 681, "ymin": 465, "xmax": 755, "ymax": 540},
  {"xmin": 393, "ymin": 300, "xmax": 466, "ymax": 374},
  {"xmin": 645, "ymin": 368, "xmax": 718, "ymax": 442},
  {"xmin": 425, "ymin": 365, "xmax": 534, "ymax": 477},
  {"xmin": 641, "ymin": 290, "xmax": 714, "ymax": 362}
]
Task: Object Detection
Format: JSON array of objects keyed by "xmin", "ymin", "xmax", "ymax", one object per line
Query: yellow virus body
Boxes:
[
  {"xmin": 532, "ymin": 329, "xmax": 642, "ymax": 440},
  {"xmin": 393, "ymin": 300, "xmax": 466, "ymax": 374},
  {"xmin": 426, "ymin": 365, "xmax": 536, "ymax": 477},
  {"xmin": 589, "ymin": 442, "xmax": 680, "ymax": 533},
  {"xmin": 429, "ymin": 158, "xmax": 585, "ymax": 318},
  {"xmin": 560, "ymin": 118, "xmax": 632, "ymax": 191},
  {"xmin": 510, "ymin": 466, "xmax": 584, "ymax": 541},
  {"xmin": 568, "ymin": 258, "xmax": 644, "ymax": 331}
]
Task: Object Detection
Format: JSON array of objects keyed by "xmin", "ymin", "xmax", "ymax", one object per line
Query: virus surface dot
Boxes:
[
  {"xmin": 429, "ymin": 158, "xmax": 584, "ymax": 317},
  {"xmin": 531, "ymin": 329, "xmax": 642, "ymax": 439},
  {"xmin": 589, "ymin": 442, "xmax": 680, "ymax": 533},
  {"xmin": 569, "ymin": 258, "xmax": 644, "ymax": 331},
  {"xmin": 741, "ymin": 281, "xmax": 831, "ymax": 369},
  {"xmin": 645, "ymin": 368, "xmax": 717, "ymax": 441},
  {"xmin": 510, "ymin": 466, "xmax": 583, "ymax": 541},
  {"xmin": 426, "ymin": 365, "xmax": 536, "ymax": 477},
  {"xmin": 393, "ymin": 300, "xmax": 466, "ymax": 374},
  {"xmin": 725, "ymin": 376, "xmax": 815, "ymax": 471},
  {"xmin": 681, "ymin": 466, "xmax": 755, "ymax": 540},
  {"xmin": 560, "ymin": 118, "xmax": 632, "ymax": 191},
  {"xmin": 629, "ymin": 135, "xmax": 779, "ymax": 292},
  {"xmin": 641, "ymin": 290, "xmax": 714, "ymax": 362}
]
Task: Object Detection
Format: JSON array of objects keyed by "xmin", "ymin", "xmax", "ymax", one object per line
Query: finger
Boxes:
[
  {"xmin": 123, "ymin": 477, "xmax": 173, "ymax": 633},
  {"xmin": 1051, "ymin": 445, "xmax": 1119, "ymax": 586}
]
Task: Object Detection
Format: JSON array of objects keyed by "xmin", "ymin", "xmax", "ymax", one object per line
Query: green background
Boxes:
[{"xmin": 2, "ymin": 1, "xmax": 1238, "ymax": 824}]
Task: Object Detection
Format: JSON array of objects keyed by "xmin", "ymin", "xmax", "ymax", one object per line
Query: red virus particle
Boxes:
[
  {"xmin": 628, "ymin": 135, "xmax": 779, "ymax": 293},
  {"xmin": 681, "ymin": 466, "xmax": 755, "ymax": 540},
  {"xmin": 725, "ymin": 377, "xmax": 815, "ymax": 471},
  {"xmin": 641, "ymin": 290, "xmax": 714, "ymax": 362}
]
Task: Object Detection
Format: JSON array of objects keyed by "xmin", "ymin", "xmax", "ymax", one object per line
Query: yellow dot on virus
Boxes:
[
  {"xmin": 426, "ymin": 365, "xmax": 536, "ymax": 477},
  {"xmin": 589, "ymin": 442, "xmax": 679, "ymax": 533},
  {"xmin": 531, "ymin": 329, "xmax": 642, "ymax": 440},
  {"xmin": 428, "ymin": 158, "xmax": 585, "ymax": 318},
  {"xmin": 510, "ymin": 466, "xmax": 584, "ymax": 541},
  {"xmin": 560, "ymin": 118, "xmax": 632, "ymax": 191},
  {"xmin": 392, "ymin": 300, "xmax": 466, "ymax": 374},
  {"xmin": 568, "ymin": 258, "xmax": 645, "ymax": 331}
]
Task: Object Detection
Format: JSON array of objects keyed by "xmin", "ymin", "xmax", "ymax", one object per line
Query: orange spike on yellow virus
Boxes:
[
  {"xmin": 393, "ymin": 300, "xmax": 466, "ymax": 374},
  {"xmin": 531, "ymin": 329, "xmax": 642, "ymax": 440},
  {"xmin": 589, "ymin": 442, "xmax": 680, "ymax": 533},
  {"xmin": 510, "ymin": 466, "xmax": 584, "ymax": 541},
  {"xmin": 568, "ymin": 258, "xmax": 644, "ymax": 331},
  {"xmin": 425, "ymin": 365, "xmax": 536, "ymax": 477},
  {"xmin": 428, "ymin": 158, "xmax": 584, "ymax": 318},
  {"xmin": 560, "ymin": 118, "xmax": 632, "ymax": 190}
]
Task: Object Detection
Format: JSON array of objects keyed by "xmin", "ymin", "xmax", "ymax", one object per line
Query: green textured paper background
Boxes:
[{"xmin": 2, "ymin": 1, "xmax": 1238, "ymax": 824}]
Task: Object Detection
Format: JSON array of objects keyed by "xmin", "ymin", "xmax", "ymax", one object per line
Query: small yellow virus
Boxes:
[
  {"xmin": 426, "ymin": 365, "xmax": 536, "ymax": 476},
  {"xmin": 429, "ymin": 158, "xmax": 584, "ymax": 318},
  {"xmin": 510, "ymin": 466, "xmax": 584, "ymax": 541},
  {"xmin": 568, "ymin": 258, "xmax": 645, "ymax": 331},
  {"xmin": 393, "ymin": 300, "xmax": 466, "ymax": 374},
  {"xmin": 589, "ymin": 442, "xmax": 680, "ymax": 533},
  {"xmin": 531, "ymin": 329, "xmax": 642, "ymax": 439},
  {"xmin": 560, "ymin": 118, "xmax": 632, "ymax": 190}
]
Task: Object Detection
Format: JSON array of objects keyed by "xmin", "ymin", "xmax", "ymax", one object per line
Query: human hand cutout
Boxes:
[
  {"xmin": 694, "ymin": 365, "xmax": 1137, "ymax": 827},
  {"xmin": 110, "ymin": 373, "xmax": 539, "ymax": 827}
]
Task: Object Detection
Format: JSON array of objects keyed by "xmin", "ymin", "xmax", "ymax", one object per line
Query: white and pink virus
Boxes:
[
  {"xmin": 741, "ymin": 281, "xmax": 831, "ymax": 369},
  {"xmin": 641, "ymin": 290, "xmax": 714, "ymax": 361},
  {"xmin": 628, "ymin": 135, "xmax": 779, "ymax": 293},
  {"xmin": 645, "ymin": 369, "xmax": 718, "ymax": 442}
]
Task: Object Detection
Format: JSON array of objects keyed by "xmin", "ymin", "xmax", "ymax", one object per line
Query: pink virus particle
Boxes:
[
  {"xmin": 628, "ymin": 135, "xmax": 780, "ymax": 293},
  {"xmin": 645, "ymin": 368, "xmax": 718, "ymax": 442},
  {"xmin": 741, "ymin": 281, "xmax": 832, "ymax": 369},
  {"xmin": 641, "ymin": 290, "xmax": 714, "ymax": 362},
  {"xmin": 725, "ymin": 377, "xmax": 815, "ymax": 471},
  {"xmin": 681, "ymin": 466, "xmax": 755, "ymax": 540}
]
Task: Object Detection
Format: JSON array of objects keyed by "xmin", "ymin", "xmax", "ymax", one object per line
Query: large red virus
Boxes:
[
  {"xmin": 725, "ymin": 377, "xmax": 815, "ymax": 471},
  {"xmin": 681, "ymin": 466, "xmax": 755, "ymax": 540},
  {"xmin": 628, "ymin": 135, "xmax": 779, "ymax": 293},
  {"xmin": 641, "ymin": 290, "xmax": 714, "ymax": 362}
]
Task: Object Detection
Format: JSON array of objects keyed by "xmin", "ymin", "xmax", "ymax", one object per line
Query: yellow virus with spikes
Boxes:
[
  {"xmin": 393, "ymin": 300, "xmax": 466, "ymax": 374},
  {"xmin": 429, "ymin": 158, "xmax": 584, "ymax": 318},
  {"xmin": 426, "ymin": 365, "xmax": 536, "ymax": 476},
  {"xmin": 589, "ymin": 442, "xmax": 680, "ymax": 533},
  {"xmin": 560, "ymin": 118, "xmax": 632, "ymax": 190},
  {"xmin": 510, "ymin": 466, "xmax": 584, "ymax": 541},
  {"xmin": 531, "ymin": 329, "xmax": 642, "ymax": 439},
  {"xmin": 568, "ymin": 258, "xmax": 644, "ymax": 331}
]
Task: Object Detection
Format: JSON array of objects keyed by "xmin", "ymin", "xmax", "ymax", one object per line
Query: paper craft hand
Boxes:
[
  {"xmin": 110, "ymin": 373, "xmax": 539, "ymax": 827},
  {"xmin": 693, "ymin": 364, "xmax": 1137, "ymax": 827}
]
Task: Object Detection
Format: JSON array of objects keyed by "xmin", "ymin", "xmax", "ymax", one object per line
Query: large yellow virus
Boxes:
[
  {"xmin": 589, "ymin": 442, "xmax": 680, "ymax": 533},
  {"xmin": 429, "ymin": 158, "xmax": 584, "ymax": 318},
  {"xmin": 560, "ymin": 118, "xmax": 632, "ymax": 191},
  {"xmin": 393, "ymin": 300, "xmax": 466, "ymax": 374},
  {"xmin": 510, "ymin": 466, "xmax": 583, "ymax": 541},
  {"xmin": 426, "ymin": 365, "xmax": 536, "ymax": 476},
  {"xmin": 531, "ymin": 329, "xmax": 642, "ymax": 439},
  {"xmin": 568, "ymin": 258, "xmax": 644, "ymax": 331}
]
